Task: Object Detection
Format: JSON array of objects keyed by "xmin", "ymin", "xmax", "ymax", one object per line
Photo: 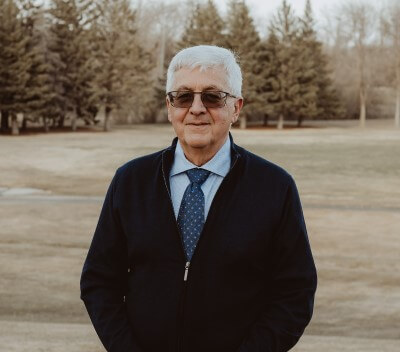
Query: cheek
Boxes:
[
  {"xmin": 169, "ymin": 110, "xmax": 186, "ymax": 125},
  {"xmin": 216, "ymin": 111, "xmax": 234, "ymax": 125}
]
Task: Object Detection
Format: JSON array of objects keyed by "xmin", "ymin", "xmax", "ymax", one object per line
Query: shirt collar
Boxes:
[{"xmin": 170, "ymin": 137, "xmax": 231, "ymax": 177}]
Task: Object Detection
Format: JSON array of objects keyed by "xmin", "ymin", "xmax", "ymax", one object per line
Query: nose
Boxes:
[{"xmin": 189, "ymin": 93, "xmax": 206, "ymax": 115}]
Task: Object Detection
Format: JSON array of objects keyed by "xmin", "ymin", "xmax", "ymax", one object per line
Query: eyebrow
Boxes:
[{"xmin": 175, "ymin": 85, "xmax": 224, "ymax": 91}]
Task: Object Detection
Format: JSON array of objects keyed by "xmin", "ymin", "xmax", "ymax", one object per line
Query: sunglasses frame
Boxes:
[{"xmin": 167, "ymin": 90, "xmax": 237, "ymax": 108}]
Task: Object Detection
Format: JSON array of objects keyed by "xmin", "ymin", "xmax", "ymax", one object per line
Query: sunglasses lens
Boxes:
[
  {"xmin": 202, "ymin": 92, "xmax": 225, "ymax": 108},
  {"xmin": 169, "ymin": 91, "xmax": 228, "ymax": 108},
  {"xmin": 173, "ymin": 92, "xmax": 194, "ymax": 108}
]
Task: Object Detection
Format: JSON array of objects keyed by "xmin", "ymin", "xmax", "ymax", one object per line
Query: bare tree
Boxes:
[
  {"xmin": 320, "ymin": 7, "xmax": 355, "ymax": 119},
  {"xmin": 381, "ymin": 1, "xmax": 400, "ymax": 128},
  {"xmin": 340, "ymin": 2, "xmax": 376, "ymax": 127},
  {"xmin": 135, "ymin": 0, "xmax": 190, "ymax": 74}
]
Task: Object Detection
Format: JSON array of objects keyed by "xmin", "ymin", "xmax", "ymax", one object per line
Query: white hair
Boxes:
[{"xmin": 166, "ymin": 45, "xmax": 242, "ymax": 97}]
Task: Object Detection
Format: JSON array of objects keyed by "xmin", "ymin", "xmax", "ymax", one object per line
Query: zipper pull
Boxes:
[{"xmin": 184, "ymin": 261, "xmax": 190, "ymax": 281}]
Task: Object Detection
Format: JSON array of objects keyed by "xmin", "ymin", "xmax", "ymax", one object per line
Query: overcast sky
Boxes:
[
  {"xmin": 214, "ymin": 0, "xmax": 335, "ymax": 36},
  {"xmin": 214, "ymin": 0, "xmax": 377, "ymax": 17},
  {"xmin": 211, "ymin": 0, "xmax": 378, "ymax": 37},
  {"xmin": 137, "ymin": 0, "xmax": 378, "ymax": 38},
  {"xmin": 214, "ymin": 0, "xmax": 332, "ymax": 17}
]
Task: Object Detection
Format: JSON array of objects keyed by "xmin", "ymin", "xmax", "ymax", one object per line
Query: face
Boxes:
[{"xmin": 166, "ymin": 66, "xmax": 243, "ymax": 158}]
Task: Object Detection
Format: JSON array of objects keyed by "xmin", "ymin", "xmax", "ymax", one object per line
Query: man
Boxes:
[{"xmin": 80, "ymin": 45, "xmax": 317, "ymax": 352}]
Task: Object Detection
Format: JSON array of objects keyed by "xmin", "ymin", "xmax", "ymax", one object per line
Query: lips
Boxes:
[{"xmin": 186, "ymin": 122, "xmax": 210, "ymax": 126}]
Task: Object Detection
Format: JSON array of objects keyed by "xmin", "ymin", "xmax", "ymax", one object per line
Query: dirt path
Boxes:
[{"xmin": 1, "ymin": 122, "xmax": 399, "ymax": 351}]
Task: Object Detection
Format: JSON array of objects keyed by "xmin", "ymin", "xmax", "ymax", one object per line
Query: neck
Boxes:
[{"xmin": 183, "ymin": 149, "xmax": 215, "ymax": 166}]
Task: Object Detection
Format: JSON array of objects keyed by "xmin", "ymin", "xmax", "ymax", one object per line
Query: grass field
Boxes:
[{"xmin": 0, "ymin": 120, "xmax": 399, "ymax": 351}]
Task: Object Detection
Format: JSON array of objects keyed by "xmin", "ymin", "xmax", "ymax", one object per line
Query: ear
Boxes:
[
  {"xmin": 231, "ymin": 98, "xmax": 243, "ymax": 124},
  {"xmin": 166, "ymin": 96, "xmax": 172, "ymax": 122}
]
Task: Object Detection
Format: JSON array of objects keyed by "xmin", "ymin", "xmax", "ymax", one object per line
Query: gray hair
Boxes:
[{"xmin": 166, "ymin": 45, "xmax": 242, "ymax": 97}]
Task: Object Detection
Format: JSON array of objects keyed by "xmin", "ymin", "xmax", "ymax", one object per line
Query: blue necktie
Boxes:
[{"xmin": 177, "ymin": 168, "xmax": 211, "ymax": 261}]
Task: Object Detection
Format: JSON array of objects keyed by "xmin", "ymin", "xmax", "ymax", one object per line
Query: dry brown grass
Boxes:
[{"xmin": 0, "ymin": 120, "xmax": 399, "ymax": 351}]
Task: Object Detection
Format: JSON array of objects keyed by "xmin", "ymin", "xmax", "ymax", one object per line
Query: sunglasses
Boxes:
[{"xmin": 167, "ymin": 90, "xmax": 237, "ymax": 108}]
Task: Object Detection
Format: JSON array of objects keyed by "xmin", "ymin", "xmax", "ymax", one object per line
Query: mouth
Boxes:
[{"xmin": 186, "ymin": 122, "xmax": 210, "ymax": 126}]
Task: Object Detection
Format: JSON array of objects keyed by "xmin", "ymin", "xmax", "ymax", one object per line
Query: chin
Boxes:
[{"xmin": 184, "ymin": 134, "xmax": 211, "ymax": 149}]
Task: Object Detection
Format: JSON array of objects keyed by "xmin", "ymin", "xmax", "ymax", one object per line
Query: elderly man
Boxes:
[{"xmin": 80, "ymin": 45, "xmax": 317, "ymax": 352}]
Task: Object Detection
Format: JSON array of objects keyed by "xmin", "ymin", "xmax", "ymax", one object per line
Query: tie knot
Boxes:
[{"xmin": 186, "ymin": 168, "xmax": 210, "ymax": 186}]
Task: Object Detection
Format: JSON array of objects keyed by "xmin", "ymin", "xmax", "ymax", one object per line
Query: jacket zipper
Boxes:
[
  {"xmin": 184, "ymin": 261, "xmax": 190, "ymax": 281},
  {"xmin": 161, "ymin": 148, "xmax": 239, "ymax": 352},
  {"xmin": 161, "ymin": 154, "xmax": 188, "ymax": 265},
  {"xmin": 179, "ymin": 264, "xmax": 189, "ymax": 352},
  {"xmin": 161, "ymin": 153, "xmax": 189, "ymax": 352}
]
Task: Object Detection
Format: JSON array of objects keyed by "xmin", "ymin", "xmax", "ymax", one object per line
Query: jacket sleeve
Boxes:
[
  {"xmin": 238, "ymin": 177, "xmax": 317, "ymax": 352},
  {"xmin": 80, "ymin": 171, "xmax": 144, "ymax": 352}
]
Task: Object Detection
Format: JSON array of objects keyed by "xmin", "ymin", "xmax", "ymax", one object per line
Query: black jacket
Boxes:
[{"xmin": 80, "ymin": 137, "xmax": 317, "ymax": 352}]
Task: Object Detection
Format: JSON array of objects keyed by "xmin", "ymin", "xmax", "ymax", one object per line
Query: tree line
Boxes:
[
  {"xmin": 0, "ymin": 0, "xmax": 399, "ymax": 135},
  {"xmin": 177, "ymin": 0, "xmax": 342, "ymax": 129}
]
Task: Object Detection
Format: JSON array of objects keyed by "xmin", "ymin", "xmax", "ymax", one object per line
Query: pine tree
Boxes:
[
  {"xmin": 260, "ymin": 33, "xmax": 281, "ymax": 126},
  {"xmin": 268, "ymin": 0, "xmax": 302, "ymax": 129},
  {"xmin": 178, "ymin": 0, "xmax": 226, "ymax": 49},
  {"xmin": 226, "ymin": 0, "xmax": 264, "ymax": 128},
  {"xmin": 0, "ymin": 0, "xmax": 30, "ymax": 134},
  {"xmin": 18, "ymin": 0, "xmax": 62, "ymax": 130},
  {"xmin": 293, "ymin": 0, "xmax": 318, "ymax": 126},
  {"xmin": 299, "ymin": 0, "xmax": 342, "ymax": 123},
  {"xmin": 48, "ymin": 0, "xmax": 98, "ymax": 130},
  {"xmin": 88, "ymin": 0, "xmax": 153, "ymax": 130}
]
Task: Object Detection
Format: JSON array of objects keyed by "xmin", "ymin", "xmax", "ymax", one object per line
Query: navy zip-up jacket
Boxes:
[{"xmin": 80, "ymin": 137, "xmax": 317, "ymax": 352}]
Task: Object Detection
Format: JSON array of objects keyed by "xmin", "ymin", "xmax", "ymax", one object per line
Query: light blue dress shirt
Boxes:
[{"xmin": 170, "ymin": 137, "xmax": 231, "ymax": 220}]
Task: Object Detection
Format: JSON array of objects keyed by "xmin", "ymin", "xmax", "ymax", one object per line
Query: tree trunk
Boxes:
[
  {"xmin": 395, "ymin": 65, "xmax": 400, "ymax": 128},
  {"xmin": 1, "ymin": 110, "xmax": 10, "ymax": 132},
  {"xmin": 263, "ymin": 114, "xmax": 269, "ymax": 127},
  {"xmin": 104, "ymin": 107, "xmax": 112, "ymax": 132},
  {"xmin": 158, "ymin": 19, "xmax": 166, "ymax": 78},
  {"xmin": 277, "ymin": 113, "xmax": 284, "ymax": 130},
  {"xmin": 297, "ymin": 116, "xmax": 303, "ymax": 127},
  {"xmin": 58, "ymin": 114, "xmax": 65, "ymax": 128},
  {"xmin": 357, "ymin": 38, "xmax": 367, "ymax": 128},
  {"xmin": 71, "ymin": 108, "xmax": 77, "ymax": 131},
  {"xmin": 395, "ymin": 88, "xmax": 400, "ymax": 129},
  {"xmin": 22, "ymin": 117, "xmax": 28, "ymax": 130},
  {"xmin": 43, "ymin": 117, "xmax": 49, "ymax": 132},
  {"xmin": 359, "ymin": 89, "xmax": 366, "ymax": 128},
  {"xmin": 11, "ymin": 114, "xmax": 19, "ymax": 135}
]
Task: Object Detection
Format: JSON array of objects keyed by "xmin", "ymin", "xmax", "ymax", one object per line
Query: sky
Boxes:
[
  {"xmin": 213, "ymin": 0, "xmax": 376, "ymax": 17},
  {"xmin": 214, "ymin": 0, "xmax": 332, "ymax": 36},
  {"xmin": 214, "ymin": 0, "xmax": 330, "ymax": 17},
  {"xmin": 211, "ymin": 0, "xmax": 377, "ymax": 38}
]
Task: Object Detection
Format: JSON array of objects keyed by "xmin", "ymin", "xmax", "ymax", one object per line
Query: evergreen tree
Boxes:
[
  {"xmin": 259, "ymin": 33, "xmax": 281, "ymax": 126},
  {"xmin": 19, "ymin": 0, "xmax": 62, "ymax": 130},
  {"xmin": 178, "ymin": 0, "xmax": 226, "ymax": 49},
  {"xmin": 89, "ymin": 0, "xmax": 153, "ymax": 130},
  {"xmin": 295, "ymin": 0, "xmax": 318, "ymax": 126},
  {"xmin": 48, "ymin": 0, "xmax": 98, "ymax": 130},
  {"xmin": 226, "ymin": 0, "xmax": 265, "ymax": 128},
  {"xmin": 299, "ymin": 0, "xmax": 342, "ymax": 123},
  {"xmin": 0, "ymin": 0, "xmax": 30, "ymax": 134},
  {"xmin": 268, "ymin": 0, "xmax": 302, "ymax": 129}
]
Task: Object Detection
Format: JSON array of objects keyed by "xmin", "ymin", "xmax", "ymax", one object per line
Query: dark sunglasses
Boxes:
[{"xmin": 167, "ymin": 90, "xmax": 237, "ymax": 108}]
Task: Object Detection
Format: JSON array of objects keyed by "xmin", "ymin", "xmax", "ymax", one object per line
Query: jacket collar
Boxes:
[{"xmin": 161, "ymin": 132, "xmax": 241, "ymax": 194}]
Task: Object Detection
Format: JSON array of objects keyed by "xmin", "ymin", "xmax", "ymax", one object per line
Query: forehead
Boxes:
[{"xmin": 172, "ymin": 66, "xmax": 229, "ymax": 91}]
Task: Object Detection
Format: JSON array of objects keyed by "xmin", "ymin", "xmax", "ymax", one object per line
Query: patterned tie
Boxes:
[{"xmin": 177, "ymin": 168, "xmax": 211, "ymax": 261}]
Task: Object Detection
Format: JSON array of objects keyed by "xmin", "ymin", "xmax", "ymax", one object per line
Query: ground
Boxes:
[{"xmin": 0, "ymin": 120, "xmax": 399, "ymax": 351}]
